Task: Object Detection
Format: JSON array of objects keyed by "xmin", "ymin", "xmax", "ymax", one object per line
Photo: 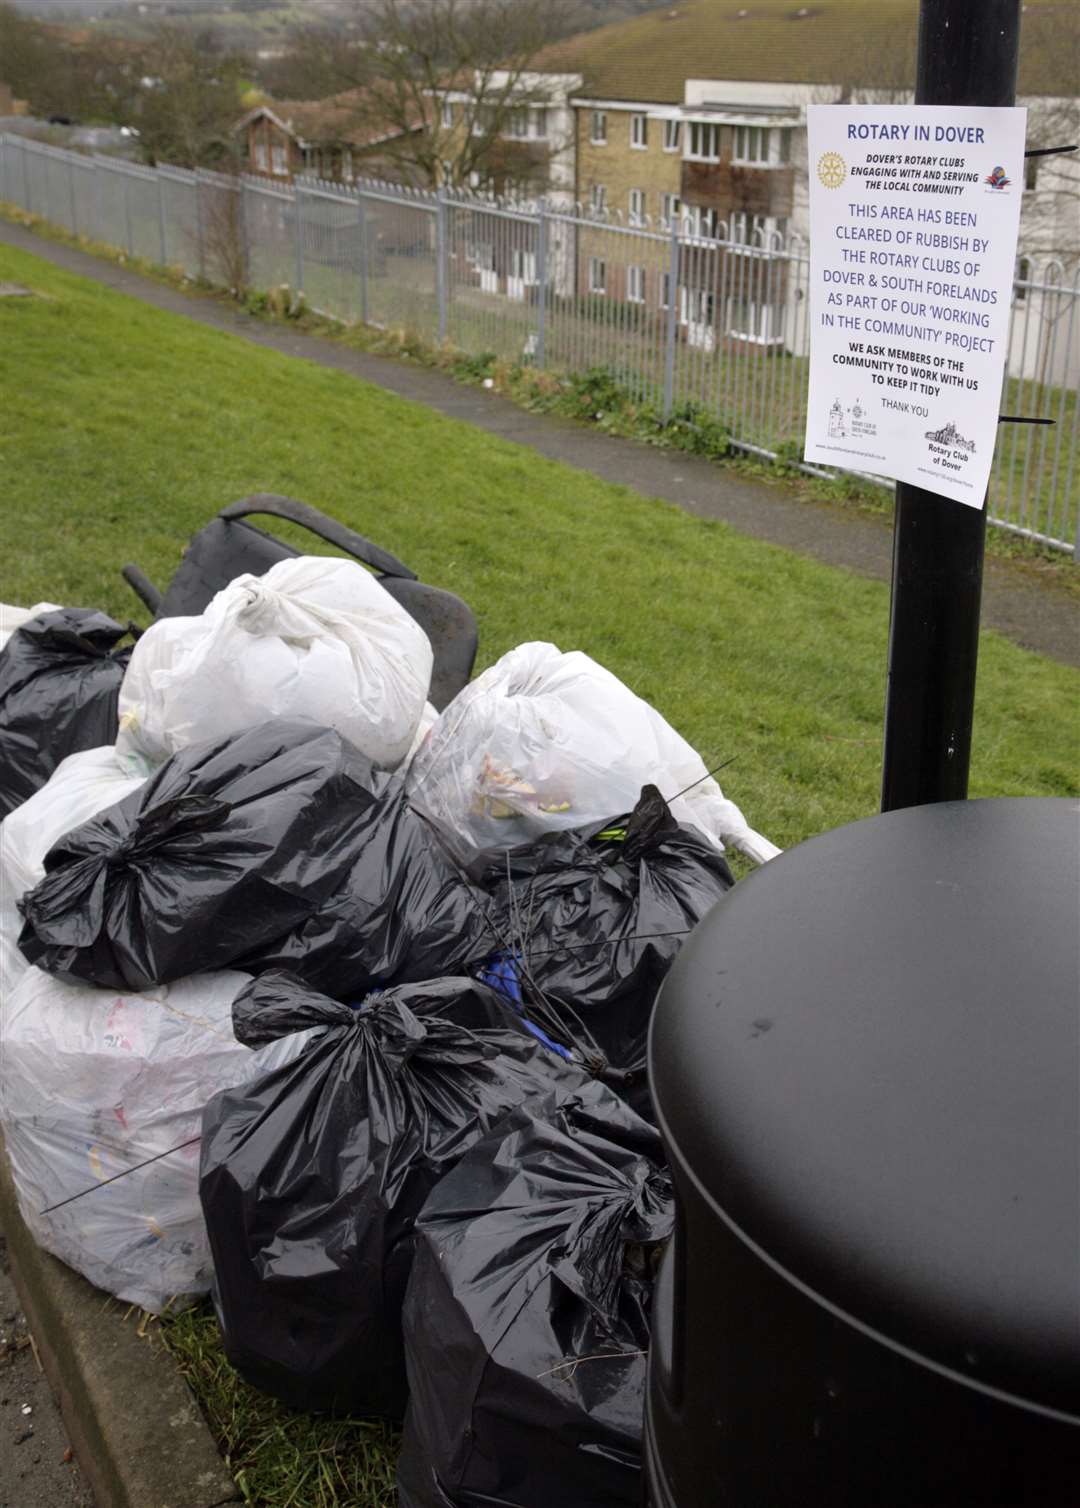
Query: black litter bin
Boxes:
[{"xmin": 646, "ymin": 798, "xmax": 1080, "ymax": 1508}]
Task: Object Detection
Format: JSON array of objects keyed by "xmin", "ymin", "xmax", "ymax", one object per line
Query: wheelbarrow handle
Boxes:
[{"xmin": 220, "ymin": 494, "xmax": 417, "ymax": 580}]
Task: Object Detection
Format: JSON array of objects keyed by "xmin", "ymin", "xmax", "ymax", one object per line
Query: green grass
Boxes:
[{"xmin": 1, "ymin": 238, "xmax": 1078, "ymax": 1504}]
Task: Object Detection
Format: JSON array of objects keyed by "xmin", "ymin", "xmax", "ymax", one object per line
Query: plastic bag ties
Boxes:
[{"xmin": 21, "ymin": 794, "xmax": 232, "ymax": 947}]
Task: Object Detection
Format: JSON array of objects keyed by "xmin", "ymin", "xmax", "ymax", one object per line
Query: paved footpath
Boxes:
[
  {"xmin": 2, "ymin": 219, "xmax": 1076, "ymax": 668},
  {"xmin": 0, "ymin": 1225, "xmax": 95, "ymax": 1508}
]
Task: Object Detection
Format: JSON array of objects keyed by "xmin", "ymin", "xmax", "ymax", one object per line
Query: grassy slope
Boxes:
[
  {"xmin": 1, "ymin": 239, "xmax": 1077, "ymax": 1504},
  {"xmin": 2, "ymin": 242, "xmax": 1075, "ymax": 855}
]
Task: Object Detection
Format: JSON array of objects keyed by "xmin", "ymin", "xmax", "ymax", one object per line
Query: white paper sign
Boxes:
[{"xmin": 804, "ymin": 105, "xmax": 1026, "ymax": 508}]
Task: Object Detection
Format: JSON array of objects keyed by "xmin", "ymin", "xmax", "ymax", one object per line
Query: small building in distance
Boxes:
[{"xmin": 236, "ymin": 91, "xmax": 419, "ymax": 184}]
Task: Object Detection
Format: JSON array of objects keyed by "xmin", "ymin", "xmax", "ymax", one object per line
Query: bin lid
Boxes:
[{"xmin": 649, "ymin": 798, "xmax": 1080, "ymax": 1421}]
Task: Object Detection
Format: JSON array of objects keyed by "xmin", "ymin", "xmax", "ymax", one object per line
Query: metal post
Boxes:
[
  {"xmin": 22, "ymin": 140, "xmax": 31, "ymax": 215},
  {"xmin": 158, "ymin": 172, "xmax": 168, "ymax": 265},
  {"xmin": 122, "ymin": 170, "xmax": 134, "ymax": 256},
  {"xmin": 436, "ymin": 188, "xmax": 448, "ymax": 344},
  {"xmin": 880, "ymin": 0, "xmax": 1022, "ymax": 813},
  {"xmin": 357, "ymin": 191, "xmax": 368, "ymax": 325},
  {"xmin": 94, "ymin": 159, "xmax": 102, "ymax": 242},
  {"xmin": 294, "ymin": 182, "xmax": 304, "ymax": 294},
  {"xmin": 535, "ymin": 200, "xmax": 547, "ymax": 368},
  {"xmin": 195, "ymin": 171, "xmax": 206, "ymax": 280},
  {"xmin": 663, "ymin": 214, "xmax": 681, "ymax": 419},
  {"xmin": 67, "ymin": 153, "xmax": 78, "ymax": 236},
  {"xmin": 237, "ymin": 178, "xmax": 249, "ymax": 290}
]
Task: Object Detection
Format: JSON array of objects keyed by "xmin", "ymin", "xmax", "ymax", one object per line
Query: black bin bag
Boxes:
[
  {"xmin": 199, "ymin": 970, "xmax": 587, "ymax": 1420},
  {"xmin": 398, "ymin": 1086, "xmax": 673, "ymax": 1508},
  {"xmin": 471, "ymin": 786, "xmax": 734, "ymax": 1112},
  {"xmin": 0, "ymin": 608, "xmax": 131, "ymax": 818},
  {"xmin": 17, "ymin": 719, "xmax": 381, "ymax": 990},
  {"xmin": 245, "ymin": 788, "xmax": 493, "ymax": 998}
]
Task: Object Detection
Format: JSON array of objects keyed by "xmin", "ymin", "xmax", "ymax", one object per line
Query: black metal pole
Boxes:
[{"xmin": 880, "ymin": 0, "xmax": 1022, "ymax": 813}]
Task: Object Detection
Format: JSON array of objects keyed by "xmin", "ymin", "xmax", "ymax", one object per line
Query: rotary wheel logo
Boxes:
[{"xmin": 818, "ymin": 151, "xmax": 846, "ymax": 188}]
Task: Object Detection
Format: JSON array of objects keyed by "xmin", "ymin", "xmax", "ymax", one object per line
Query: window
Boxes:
[
  {"xmin": 661, "ymin": 192, "xmax": 681, "ymax": 229},
  {"xmin": 660, "ymin": 271, "xmax": 671, "ymax": 309},
  {"xmin": 664, "ymin": 119, "xmax": 681, "ymax": 153},
  {"xmin": 627, "ymin": 264, "xmax": 645, "ymax": 303},
  {"xmin": 590, "ymin": 182, "xmax": 607, "ymax": 215},
  {"xmin": 253, "ymin": 138, "xmax": 269, "ymax": 171},
  {"xmin": 686, "ymin": 121, "xmax": 720, "ymax": 161},
  {"xmin": 733, "ymin": 125, "xmax": 791, "ymax": 165},
  {"xmin": 591, "ymin": 110, "xmax": 607, "ymax": 144},
  {"xmin": 441, "ymin": 98, "xmax": 454, "ymax": 128},
  {"xmin": 271, "ymin": 142, "xmax": 287, "ymax": 175},
  {"xmin": 631, "ymin": 113, "xmax": 648, "ymax": 149},
  {"xmin": 531, "ymin": 107, "xmax": 548, "ymax": 140},
  {"xmin": 342, "ymin": 148, "xmax": 354, "ymax": 181},
  {"xmin": 687, "ymin": 205, "xmax": 720, "ymax": 240},
  {"xmin": 507, "ymin": 108, "xmax": 529, "ymax": 139},
  {"xmin": 628, "ymin": 187, "xmax": 646, "ymax": 226},
  {"xmin": 589, "ymin": 256, "xmax": 607, "ymax": 294},
  {"xmin": 733, "ymin": 125, "xmax": 768, "ymax": 164}
]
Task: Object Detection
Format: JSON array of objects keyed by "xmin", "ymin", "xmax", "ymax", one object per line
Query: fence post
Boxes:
[
  {"xmin": 535, "ymin": 200, "xmax": 547, "ymax": 369},
  {"xmin": 93, "ymin": 158, "xmax": 103, "ymax": 242},
  {"xmin": 157, "ymin": 171, "xmax": 168, "ymax": 265},
  {"xmin": 67, "ymin": 152, "xmax": 78, "ymax": 236},
  {"xmin": 194, "ymin": 171, "xmax": 206, "ymax": 280},
  {"xmin": 122, "ymin": 169, "xmax": 134, "ymax": 255},
  {"xmin": 436, "ymin": 188, "xmax": 448, "ymax": 344},
  {"xmin": 294, "ymin": 181, "xmax": 304, "ymax": 294},
  {"xmin": 357, "ymin": 190, "xmax": 368, "ymax": 325},
  {"xmin": 663, "ymin": 214, "xmax": 681, "ymax": 419},
  {"xmin": 237, "ymin": 177, "xmax": 250, "ymax": 291}
]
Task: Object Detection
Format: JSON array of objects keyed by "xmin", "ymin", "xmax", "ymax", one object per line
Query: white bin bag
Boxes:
[
  {"xmin": 0, "ymin": 747, "xmax": 146, "ymax": 1000},
  {"xmin": 0, "ymin": 968, "xmax": 316, "ymax": 1312},
  {"xmin": 407, "ymin": 642, "xmax": 780, "ymax": 865},
  {"xmin": 0, "ymin": 602, "xmax": 63, "ymax": 654},
  {"xmin": 115, "ymin": 557, "xmax": 434, "ymax": 772}
]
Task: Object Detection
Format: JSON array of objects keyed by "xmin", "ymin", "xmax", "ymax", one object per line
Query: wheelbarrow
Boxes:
[{"xmin": 120, "ymin": 494, "xmax": 478, "ymax": 711}]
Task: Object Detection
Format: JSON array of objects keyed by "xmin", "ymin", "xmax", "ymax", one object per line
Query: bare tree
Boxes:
[
  {"xmin": 131, "ymin": 25, "xmax": 250, "ymax": 170},
  {"xmin": 276, "ymin": 0, "xmax": 571, "ymax": 190}
]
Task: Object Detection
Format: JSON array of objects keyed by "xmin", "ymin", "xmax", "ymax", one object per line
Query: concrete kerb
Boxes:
[{"xmin": 0, "ymin": 1134, "xmax": 240, "ymax": 1508}]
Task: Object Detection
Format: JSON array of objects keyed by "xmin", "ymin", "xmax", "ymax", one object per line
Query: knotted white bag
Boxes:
[
  {"xmin": 115, "ymin": 557, "xmax": 434, "ymax": 771},
  {"xmin": 407, "ymin": 641, "xmax": 779, "ymax": 864},
  {"xmin": 0, "ymin": 967, "xmax": 316, "ymax": 1313}
]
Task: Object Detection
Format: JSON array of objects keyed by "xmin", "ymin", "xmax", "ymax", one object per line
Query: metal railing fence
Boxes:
[{"xmin": 2, "ymin": 132, "xmax": 1076, "ymax": 555}]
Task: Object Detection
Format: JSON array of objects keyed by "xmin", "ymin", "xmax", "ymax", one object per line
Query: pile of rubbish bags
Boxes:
[{"xmin": 0, "ymin": 554, "xmax": 778, "ymax": 1506}]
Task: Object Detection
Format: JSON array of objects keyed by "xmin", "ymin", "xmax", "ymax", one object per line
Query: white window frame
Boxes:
[
  {"xmin": 628, "ymin": 187, "xmax": 646, "ymax": 226},
  {"xmin": 506, "ymin": 107, "xmax": 529, "ymax": 140},
  {"xmin": 588, "ymin": 256, "xmax": 607, "ymax": 294},
  {"xmin": 733, "ymin": 124, "xmax": 791, "ymax": 167},
  {"xmin": 253, "ymin": 138, "xmax": 269, "ymax": 171},
  {"xmin": 733, "ymin": 125, "xmax": 768, "ymax": 165},
  {"xmin": 591, "ymin": 110, "xmax": 607, "ymax": 144},
  {"xmin": 627, "ymin": 264, "xmax": 646, "ymax": 303},
  {"xmin": 685, "ymin": 205, "xmax": 720, "ymax": 240},
  {"xmin": 531, "ymin": 106, "xmax": 548, "ymax": 140},
  {"xmin": 685, "ymin": 121, "xmax": 720, "ymax": 162},
  {"xmin": 590, "ymin": 182, "xmax": 607, "ymax": 216},
  {"xmin": 441, "ymin": 98, "xmax": 454, "ymax": 129},
  {"xmin": 663, "ymin": 119, "xmax": 681, "ymax": 153},
  {"xmin": 661, "ymin": 192, "xmax": 680, "ymax": 229},
  {"xmin": 270, "ymin": 141, "xmax": 287, "ymax": 175},
  {"xmin": 631, "ymin": 113, "xmax": 648, "ymax": 150}
]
